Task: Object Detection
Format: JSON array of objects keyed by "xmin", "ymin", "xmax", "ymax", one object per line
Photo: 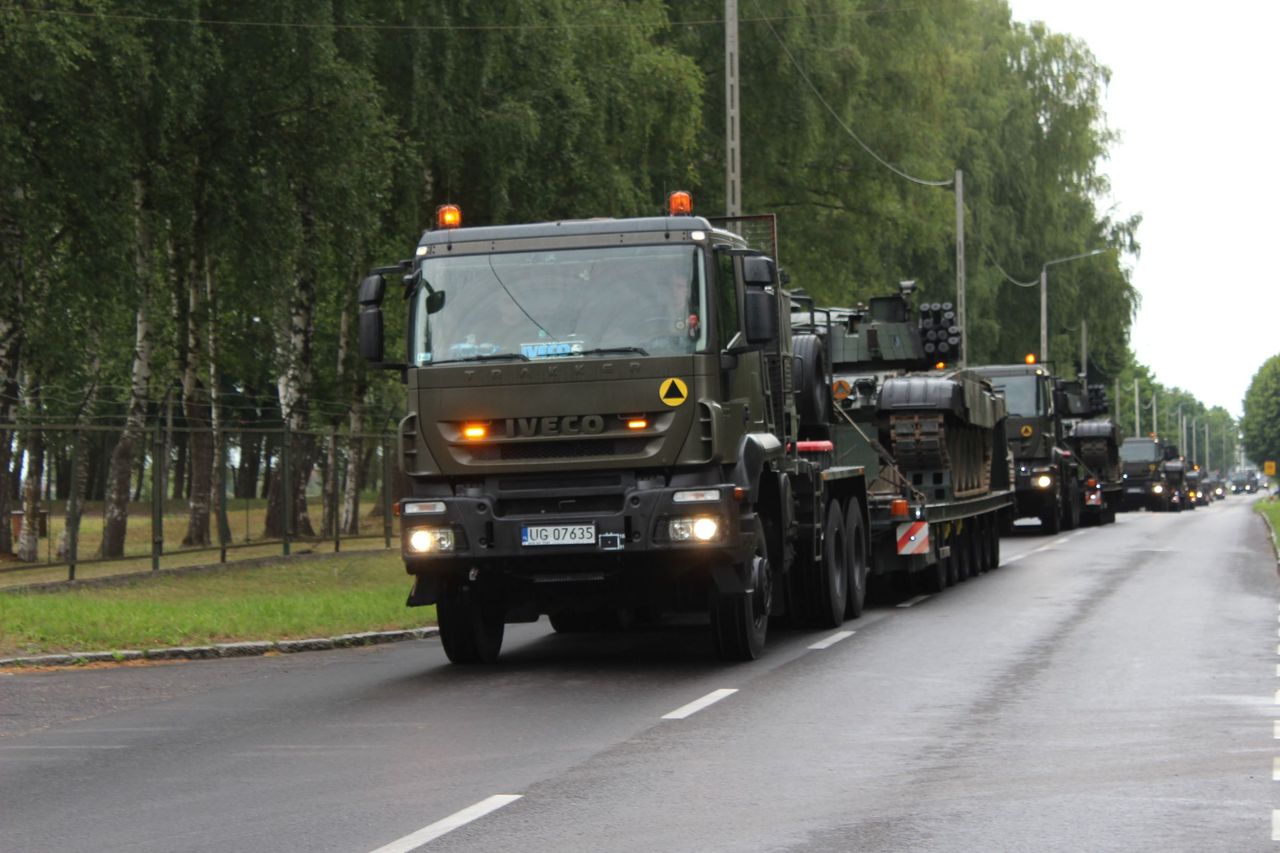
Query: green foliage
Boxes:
[{"xmin": 1243, "ymin": 355, "xmax": 1280, "ymax": 468}]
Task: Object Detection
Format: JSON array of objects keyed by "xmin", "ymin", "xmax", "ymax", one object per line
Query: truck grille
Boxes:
[{"xmin": 465, "ymin": 437, "xmax": 652, "ymax": 462}]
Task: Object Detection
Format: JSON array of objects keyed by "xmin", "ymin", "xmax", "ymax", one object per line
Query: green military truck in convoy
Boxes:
[
  {"xmin": 1120, "ymin": 437, "xmax": 1171, "ymax": 511},
  {"xmin": 972, "ymin": 363, "xmax": 1086, "ymax": 533},
  {"xmin": 357, "ymin": 195, "xmax": 1010, "ymax": 663}
]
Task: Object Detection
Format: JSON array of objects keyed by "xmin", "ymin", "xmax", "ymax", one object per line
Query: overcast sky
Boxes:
[{"xmin": 1004, "ymin": 0, "xmax": 1278, "ymax": 417}]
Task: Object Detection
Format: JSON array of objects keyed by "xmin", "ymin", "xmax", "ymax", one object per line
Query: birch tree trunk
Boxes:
[
  {"xmin": 264, "ymin": 202, "xmax": 318, "ymax": 540},
  {"xmin": 182, "ymin": 245, "xmax": 211, "ymax": 547},
  {"xmin": 16, "ymin": 372, "xmax": 42, "ymax": 562},
  {"xmin": 207, "ymin": 253, "xmax": 231, "ymax": 546},
  {"xmin": 341, "ymin": 391, "xmax": 365, "ymax": 535},
  {"xmin": 101, "ymin": 182, "xmax": 155, "ymax": 558},
  {"xmin": 57, "ymin": 361, "xmax": 100, "ymax": 560},
  {"xmin": 0, "ymin": 221, "xmax": 24, "ymax": 556}
]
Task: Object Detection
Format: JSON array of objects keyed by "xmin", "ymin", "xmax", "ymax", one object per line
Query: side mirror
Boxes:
[
  {"xmin": 744, "ymin": 289, "xmax": 778, "ymax": 345},
  {"xmin": 742, "ymin": 256, "xmax": 776, "ymax": 286},
  {"xmin": 358, "ymin": 274, "xmax": 385, "ymax": 306},
  {"xmin": 425, "ymin": 289, "xmax": 446, "ymax": 314},
  {"xmin": 359, "ymin": 307, "xmax": 384, "ymax": 363}
]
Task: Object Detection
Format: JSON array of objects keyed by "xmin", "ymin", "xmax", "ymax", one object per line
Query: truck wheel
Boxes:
[
  {"xmin": 437, "ymin": 584, "xmax": 504, "ymax": 664},
  {"xmin": 973, "ymin": 516, "xmax": 990, "ymax": 575},
  {"xmin": 809, "ymin": 499, "xmax": 849, "ymax": 628},
  {"xmin": 843, "ymin": 498, "xmax": 868, "ymax": 619},
  {"xmin": 711, "ymin": 518, "xmax": 770, "ymax": 661},
  {"xmin": 791, "ymin": 334, "xmax": 831, "ymax": 428},
  {"xmin": 1061, "ymin": 486, "xmax": 1080, "ymax": 531},
  {"xmin": 987, "ymin": 514, "xmax": 1001, "ymax": 569},
  {"xmin": 955, "ymin": 525, "xmax": 972, "ymax": 582}
]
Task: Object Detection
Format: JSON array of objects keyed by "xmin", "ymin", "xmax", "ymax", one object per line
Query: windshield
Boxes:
[
  {"xmin": 412, "ymin": 244, "xmax": 707, "ymax": 364},
  {"xmin": 1120, "ymin": 441, "xmax": 1161, "ymax": 463},
  {"xmin": 990, "ymin": 375, "xmax": 1041, "ymax": 417}
]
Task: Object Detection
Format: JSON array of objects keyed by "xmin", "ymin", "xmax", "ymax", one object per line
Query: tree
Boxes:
[{"xmin": 1243, "ymin": 355, "xmax": 1280, "ymax": 469}]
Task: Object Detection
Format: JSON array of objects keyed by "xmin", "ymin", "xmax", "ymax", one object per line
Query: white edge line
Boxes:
[
  {"xmin": 1274, "ymin": 757, "xmax": 1280, "ymax": 782},
  {"xmin": 808, "ymin": 630, "xmax": 855, "ymax": 650},
  {"xmin": 1273, "ymin": 809, "xmax": 1280, "ymax": 841},
  {"xmin": 662, "ymin": 688, "xmax": 738, "ymax": 720},
  {"xmin": 368, "ymin": 794, "xmax": 522, "ymax": 853},
  {"xmin": 1273, "ymin": 720, "xmax": 1280, "ymax": 739},
  {"xmin": 1002, "ymin": 553, "xmax": 1026, "ymax": 564},
  {"xmin": 897, "ymin": 594, "xmax": 932, "ymax": 609}
]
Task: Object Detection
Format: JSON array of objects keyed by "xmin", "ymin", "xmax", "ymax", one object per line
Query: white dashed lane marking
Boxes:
[
  {"xmin": 367, "ymin": 795, "xmax": 522, "ymax": 853},
  {"xmin": 808, "ymin": 630, "xmax": 855, "ymax": 650},
  {"xmin": 897, "ymin": 595, "xmax": 932, "ymax": 609},
  {"xmin": 662, "ymin": 688, "xmax": 738, "ymax": 720}
]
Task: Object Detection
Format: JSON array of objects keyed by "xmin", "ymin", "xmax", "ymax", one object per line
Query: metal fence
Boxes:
[{"xmin": 0, "ymin": 422, "xmax": 403, "ymax": 583}]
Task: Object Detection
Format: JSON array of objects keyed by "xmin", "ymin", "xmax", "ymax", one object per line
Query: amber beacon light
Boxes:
[
  {"xmin": 667, "ymin": 190, "xmax": 693, "ymax": 216},
  {"xmin": 436, "ymin": 204, "xmax": 462, "ymax": 229}
]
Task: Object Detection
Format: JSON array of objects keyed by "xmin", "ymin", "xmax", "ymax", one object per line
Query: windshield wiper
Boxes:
[
  {"xmin": 432, "ymin": 352, "xmax": 531, "ymax": 365},
  {"xmin": 575, "ymin": 347, "xmax": 649, "ymax": 357}
]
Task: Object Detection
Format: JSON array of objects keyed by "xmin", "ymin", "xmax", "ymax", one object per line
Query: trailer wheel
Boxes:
[
  {"xmin": 843, "ymin": 498, "xmax": 868, "ymax": 619},
  {"xmin": 955, "ymin": 524, "xmax": 972, "ymax": 582},
  {"xmin": 986, "ymin": 513, "xmax": 1001, "ymax": 569},
  {"xmin": 973, "ymin": 516, "xmax": 991, "ymax": 575},
  {"xmin": 710, "ymin": 517, "xmax": 771, "ymax": 661},
  {"xmin": 919, "ymin": 524, "xmax": 949, "ymax": 594},
  {"xmin": 437, "ymin": 583, "xmax": 505, "ymax": 665}
]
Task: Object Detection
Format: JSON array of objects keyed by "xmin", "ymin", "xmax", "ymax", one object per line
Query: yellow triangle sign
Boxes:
[{"xmin": 660, "ymin": 378, "xmax": 688, "ymax": 407}]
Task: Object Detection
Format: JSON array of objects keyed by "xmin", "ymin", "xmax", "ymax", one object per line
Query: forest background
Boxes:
[{"xmin": 0, "ymin": 0, "xmax": 1247, "ymax": 560}]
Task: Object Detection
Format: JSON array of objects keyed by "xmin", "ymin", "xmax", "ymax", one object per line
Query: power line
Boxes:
[
  {"xmin": 983, "ymin": 249, "xmax": 1039, "ymax": 287},
  {"xmin": 11, "ymin": 4, "xmax": 934, "ymax": 33},
  {"xmin": 750, "ymin": 0, "xmax": 953, "ymax": 189}
]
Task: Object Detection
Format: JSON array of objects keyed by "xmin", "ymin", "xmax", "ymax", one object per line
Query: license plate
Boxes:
[{"xmin": 521, "ymin": 523, "xmax": 596, "ymax": 547}]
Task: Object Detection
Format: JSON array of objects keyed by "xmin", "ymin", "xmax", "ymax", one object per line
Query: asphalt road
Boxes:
[{"xmin": 3, "ymin": 497, "xmax": 1277, "ymax": 852}]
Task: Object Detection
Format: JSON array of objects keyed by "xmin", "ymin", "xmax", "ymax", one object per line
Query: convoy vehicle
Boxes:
[
  {"xmin": 972, "ymin": 363, "xmax": 1086, "ymax": 533},
  {"xmin": 1059, "ymin": 381, "xmax": 1122, "ymax": 525},
  {"xmin": 1161, "ymin": 449, "xmax": 1188, "ymax": 511},
  {"xmin": 1186, "ymin": 467, "xmax": 1208, "ymax": 507},
  {"xmin": 1120, "ymin": 437, "xmax": 1170, "ymax": 511},
  {"xmin": 791, "ymin": 286, "xmax": 1013, "ymax": 594},
  {"xmin": 356, "ymin": 194, "xmax": 1011, "ymax": 663}
]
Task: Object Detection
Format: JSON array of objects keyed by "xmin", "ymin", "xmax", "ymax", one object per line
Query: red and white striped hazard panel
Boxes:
[{"xmin": 896, "ymin": 520, "xmax": 930, "ymax": 556}]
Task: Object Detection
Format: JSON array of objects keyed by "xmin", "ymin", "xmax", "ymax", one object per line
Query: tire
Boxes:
[
  {"xmin": 955, "ymin": 524, "xmax": 972, "ymax": 582},
  {"xmin": 791, "ymin": 334, "xmax": 831, "ymax": 427},
  {"xmin": 437, "ymin": 584, "xmax": 505, "ymax": 664},
  {"xmin": 973, "ymin": 516, "xmax": 991, "ymax": 575},
  {"xmin": 988, "ymin": 514, "xmax": 1001, "ymax": 569},
  {"xmin": 1062, "ymin": 485, "xmax": 1080, "ymax": 531},
  {"xmin": 843, "ymin": 498, "xmax": 868, "ymax": 619},
  {"xmin": 710, "ymin": 517, "xmax": 771, "ymax": 661},
  {"xmin": 804, "ymin": 499, "xmax": 849, "ymax": 629}
]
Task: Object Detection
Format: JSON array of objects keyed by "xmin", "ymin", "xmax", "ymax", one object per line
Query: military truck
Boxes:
[
  {"xmin": 356, "ymin": 195, "xmax": 1010, "ymax": 663},
  {"xmin": 1160, "ymin": 446, "xmax": 1189, "ymax": 511},
  {"xmin": 790, "ymin": 286, "xmax": 1013, "ymax": 594},
  {"xmin": 1058, "ymin": 381, "xmax": 1122, "ymax": 525},
  {"xmin": 1119, "ymin": 437, "xmax": 1170, "ymax": 511},
  {"xmin": 971, "ymin": 363, "xmax": 1085, "ymax": 533}
]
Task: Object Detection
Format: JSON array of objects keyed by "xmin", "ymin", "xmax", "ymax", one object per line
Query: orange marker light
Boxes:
[
  {"xmin": 667, "ymin": 190, "xmax": 693, "ymax": 216},
  {"xmin": 934, "ymin": 361, "xmax": 946, "ymax": 370},
  {"xmin": 462, "ymin": 423, "xmax": 487, "ymax": 439},
  {"xmin": 436, "ymin": 204, "xmax": 462, "ymax": 229},
  {"xmin": 627, "ymin": 418, "xmax": 648, "ymax": 430},
  {"xmin": 1024, "ymin": 353, "xmax": 1037, "ymax": 365},
  {"xmin": 890, "ymin": 499, "xmax": 910, "ymax": 518}
]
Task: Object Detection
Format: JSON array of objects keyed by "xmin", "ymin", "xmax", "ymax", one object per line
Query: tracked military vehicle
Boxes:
[{"xmin": 792, "ymin": 285, "xmax": 1012, "ymax": 592}]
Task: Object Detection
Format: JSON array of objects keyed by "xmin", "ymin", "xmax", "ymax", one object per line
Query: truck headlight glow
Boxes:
[
  {"xmin": 1152, "ymin": 484, "xmax": 1164, "ymax": 494},
  {"xmin": 407, "ymin": 528, "xmax": 454, "ymax": 554},
  {"xmin": 1034, "ymin": 474, "xmax": 1053, "ymax": 489},
  {"xmin": 669, "ymin": 516, "xmax": 720, "ymax": 542}
]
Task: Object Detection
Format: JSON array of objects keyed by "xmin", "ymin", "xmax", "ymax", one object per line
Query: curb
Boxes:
[
  {"xmin": 0, "ymin": 627, "xmax": 438, "ymax": 670},
  {"xmin": 1257, "ymin": 501, "xmax": 1280, "ymax": 566}
]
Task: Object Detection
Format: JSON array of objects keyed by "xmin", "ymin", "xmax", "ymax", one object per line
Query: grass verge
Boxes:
[
  {"xmin": 0, "ymin": 551, "xmax": 433, "ymax": 658},
  {"xmin": 1255, "ymin": 498, "xmax": 1280, "ymax": 554}
]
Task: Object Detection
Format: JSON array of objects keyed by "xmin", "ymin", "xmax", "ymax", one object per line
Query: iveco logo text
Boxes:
[{"xmin": 504, "ymin": 415, "xmax": 605, "ymax": 437}]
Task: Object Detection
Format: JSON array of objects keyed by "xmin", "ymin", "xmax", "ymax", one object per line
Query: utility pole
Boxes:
[
  {"xmin": 1133, "ymin": 378, "xmax": 1139, "ymax": 437},
  {"xmin": 1079, "ymin": 319, "xmax": 1087, "ymax": 384},
  {"xmin": 1039, "ymin": 267, "xmax": 1048, "ymax": 364},
  {"xmin": 1152, "ymin": 391, "xmax": 1158, "ymax": 439},
  {"xmin": 955, "ymin": 169, "xmax": 966, "ymax": 367},
  {"xmin": 724, "ymin": 0, "xmax": 741, "ymax": 218}
]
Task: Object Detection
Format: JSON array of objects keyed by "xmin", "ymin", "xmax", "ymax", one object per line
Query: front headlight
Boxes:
[
  {"xmin": 1152, "ymin": 484, "xmax": 1164, "ymax": 495},
  {"xmin": 669, "ymin": 516, "xmax": 720, "ymax": 542},
  {"xmin": 1034, "ymin": 474, "xmax": 1053, "ymax": 489},
  {"xmin": 407, "ymin": 528, "xmax": 455, "ymax": 553}
]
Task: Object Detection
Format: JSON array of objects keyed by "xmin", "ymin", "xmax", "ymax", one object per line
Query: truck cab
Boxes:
[{"xmin": 357, "ymin": 197, "xmax": 852, "ymax": 663}]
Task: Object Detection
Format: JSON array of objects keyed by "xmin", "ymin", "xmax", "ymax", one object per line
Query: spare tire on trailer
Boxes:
[{"xmin": 791, "ymin": 333, "xmax": 830, "ymax": 428}]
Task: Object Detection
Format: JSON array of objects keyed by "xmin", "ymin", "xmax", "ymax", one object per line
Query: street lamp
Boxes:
[{"xmin": 1040, "ymin": 248, "xmax": 1114, "ymax": 363}]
